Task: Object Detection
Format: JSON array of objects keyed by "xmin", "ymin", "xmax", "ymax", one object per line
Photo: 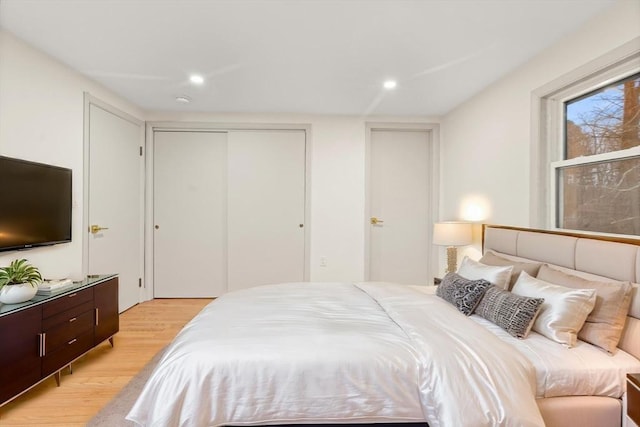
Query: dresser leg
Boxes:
[
  {"xmin": 109, "ymin": 337, "xmax": 114, "ymax": 347},
  {"xmin": 68, "ymin": 364, "xmax": 73, "ymax": 375},
  {"xmin": 54, "ymin": 371, "xmax": 61, "ymax": 387}
]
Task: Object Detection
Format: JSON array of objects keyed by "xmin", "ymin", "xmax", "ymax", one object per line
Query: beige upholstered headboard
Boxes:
[{"xmin": 482, "ymin": 224, "xmax": 640, "ymax": 360}]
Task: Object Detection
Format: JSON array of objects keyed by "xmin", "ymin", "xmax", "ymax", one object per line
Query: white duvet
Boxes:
[
  {"xmin": 412, "ymin": 285, "xmax": 640, "ymax": 399},
  {"xmin": 127, "ymin": 282, "xmax": 544, "ymax": 427},
  {"xmin": 469, "ymin": 315, "xmax": 640, "ymax": 398}
]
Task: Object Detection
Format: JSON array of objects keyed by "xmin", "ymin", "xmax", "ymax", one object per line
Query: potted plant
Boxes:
[{"xmin": 0, "ymin": 259, "xmax": 42, "ymax": 304}]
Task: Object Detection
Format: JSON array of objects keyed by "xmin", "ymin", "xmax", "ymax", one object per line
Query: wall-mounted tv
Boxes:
[{"xmin": 0, "ymin": 156, "xmax": 72, "ymax": 252}]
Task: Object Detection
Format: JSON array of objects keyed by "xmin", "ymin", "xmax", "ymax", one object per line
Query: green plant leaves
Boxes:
[{"xmin": 0, "ymin": 258, "xmax": 43, "ymax": 289}]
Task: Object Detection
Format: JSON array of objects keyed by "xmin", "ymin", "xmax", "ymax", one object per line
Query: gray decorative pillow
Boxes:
[
  {"xmin": 475, "ymin": 285, "xmax": 545, "ymax": 339},
  {"xmin": 436, "ymin": 273, "xmax": 491, "ymax": 315}
]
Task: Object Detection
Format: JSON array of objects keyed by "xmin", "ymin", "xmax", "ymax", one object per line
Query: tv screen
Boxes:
[{"xmin": 0, "ymin": 156, "xmax": 72, "ymax": 252}]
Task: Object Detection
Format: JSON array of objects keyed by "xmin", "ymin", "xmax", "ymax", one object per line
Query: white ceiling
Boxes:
[{"xmin": 0, "ymin": 0, "xmax": 616, "ymax": 116}]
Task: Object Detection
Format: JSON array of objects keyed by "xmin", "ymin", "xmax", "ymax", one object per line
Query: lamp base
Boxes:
[{"xmin": 446, "ymin": 246, "xmax": 458, "ymax": 274}]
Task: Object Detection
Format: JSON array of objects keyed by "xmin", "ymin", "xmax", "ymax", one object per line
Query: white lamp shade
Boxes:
[{"xmin": 433, "ymin": 222, "xmax": 472, "ymax": 246}]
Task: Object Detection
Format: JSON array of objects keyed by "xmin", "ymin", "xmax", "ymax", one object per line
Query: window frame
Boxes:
[
  {"xmin": 550, "ymin": 147, "xmax": 640, "ymax": 233},
  {"xmin": 531, "ymin": 38, "xmax": 640, "ymax": 236}
]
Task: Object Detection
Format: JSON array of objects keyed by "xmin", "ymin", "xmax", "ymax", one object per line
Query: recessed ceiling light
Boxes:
[
  {"xmin": 189, "ymin": 74, "xmax": 204, "ymax": 85},
  {"xmin": 175, "ymin": 95, "xmax": 191, "ymax": 103},
  {"xmin": 383, "ymin": 80, "xmax": 397, "ymax": 89}
]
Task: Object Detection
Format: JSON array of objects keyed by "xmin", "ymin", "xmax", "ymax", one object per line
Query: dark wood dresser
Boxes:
[{"xmin": 0, "ymin": 275, "xmax": 118, "ymax": 406}]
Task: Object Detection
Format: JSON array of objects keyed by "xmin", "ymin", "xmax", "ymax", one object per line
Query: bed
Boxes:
[
  {"xmin": 127, "ymin": 225, "xmax": 640, "ymax": 427},
  {"xmin": 480, "ymin": 225, "xmax": 640, "ymax": 427}
]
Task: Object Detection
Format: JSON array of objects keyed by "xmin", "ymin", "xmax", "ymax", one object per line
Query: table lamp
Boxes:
[{"xmin": 433, "ymin": 221, "xmax": 473, "ymax": 274}]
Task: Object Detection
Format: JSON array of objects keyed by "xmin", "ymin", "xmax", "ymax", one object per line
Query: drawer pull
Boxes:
[
  {"xmin": 95, "ymin": 308, "xmax": 99, "ymax": 326},
  {"xmin": 69, "ymin": 317, "xmax": 77, "ymax": 323},
  {"xmin": 68, "ymin": 338, "xmax": 77, "ymax": 345},
  {"xmin": 68, "ymin": 293, "xmax": 77, "ymax": 298},
  {"xmin": 39, "ymin": 333, "xmax": 46, "ymax": 357}
]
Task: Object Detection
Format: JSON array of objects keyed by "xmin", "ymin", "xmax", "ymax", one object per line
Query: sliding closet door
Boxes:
[
  {"xmin": 227, "ymin": 130, "xmax": 306, "ymax": 291},
  {"xmin": 153, "ymin": 131, "xmax": 228, "ymax": 297}
]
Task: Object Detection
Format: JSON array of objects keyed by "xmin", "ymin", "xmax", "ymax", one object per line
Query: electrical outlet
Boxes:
[{"xmin": 320, "ymin": 257, "xmax": 327, "ymax": 267}]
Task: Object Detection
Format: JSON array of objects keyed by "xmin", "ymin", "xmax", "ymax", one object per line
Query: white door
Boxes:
[
  {"xmin": 153, "ymin": 131, "xmax": 228, "ymax": 298},
  {"xmin": 368, "ymin": 129, "xmax": 431, "ymax": 285},
  {"xmin": 227, "ymin": 130, "xmax": 306, "ymax": 291},
  {"xmin": 87, "ymin": 102, "xmax": 144, "ymax": 312}
]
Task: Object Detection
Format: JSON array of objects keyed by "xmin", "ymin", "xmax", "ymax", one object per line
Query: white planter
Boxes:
[{"xmin": 0, "ymin": 283, "xmax": 38, "ymax": 304}]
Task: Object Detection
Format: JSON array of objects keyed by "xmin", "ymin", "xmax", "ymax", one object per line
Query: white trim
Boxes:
[
  {"xmin": 143, "ymin": 123, "xmax": 154, "ymax": 302},
  {"xmin": 85, "ymin": 94, "xmax": 144, "ymax": 127},
  {"xmin": 147, "ymin": 121, "xmax": 310, "ymax": 132},
  {"xmin": 550, "ymin": 147, "xmax": 640, "ymax": 233},
  {"xmin": 364, "ymin": 122, "xmax": 440, "ymax": 284},
  {"xmin": 531, "ymin": 37, "xmax": 640, "ymax": 230},
  {"xmin": 82, "ymin": 94, "xmax": 91, "ymax": 278},
  {"xmin": 303, "ymin": 128, "xmax": 313, "ymax": 282},
  {"xmin": 551, "ymin": 146, "xmax": 640, "ymax": 169}
]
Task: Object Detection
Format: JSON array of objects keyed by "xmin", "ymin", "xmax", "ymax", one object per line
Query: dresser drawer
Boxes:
[
  {"xmin": 44, "ymin": 309, "xmax": 94, "ymax": 354},
  {"xmin": 42, "ymin": 330, "xmax": 93, "ymax": 376},
  {"xmin": 42, "ymin": 288, "xmax": 93, "ymax": 319},
  {"xmin": 42, "ymin": 301, "xmax": 93, "ymax": 331}
]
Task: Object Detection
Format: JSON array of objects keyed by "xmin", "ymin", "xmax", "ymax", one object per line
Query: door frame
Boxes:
[
  {"xmin": 145, "ymin": 121, "xmax": 312, "ymax": 299},
  {"xmin": 82, "ymin": 93, "xmax": 146, "ymax": 303},
  {"xmin": 364, "ymin": 122, "xmax": 440, "ymax": 283}
]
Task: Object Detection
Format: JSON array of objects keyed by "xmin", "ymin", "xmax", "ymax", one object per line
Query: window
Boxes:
[
  {"xmin": 552, "ymin": 73, "xmax": 640, "ymax": 236},
  {"xmin": 532, "ymin": 40, "xmax": 640, "ymax": 236}
]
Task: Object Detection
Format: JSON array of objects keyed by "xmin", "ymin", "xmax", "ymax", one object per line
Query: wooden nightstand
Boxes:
[{"xmin": 628, "ymin": 373, "xmax": 640, "ymax": 427}]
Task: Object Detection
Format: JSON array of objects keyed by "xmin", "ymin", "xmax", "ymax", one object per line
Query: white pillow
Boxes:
[
  {"xmin": 511, "ymin": 271, "xmax": 597, "ymax": 347},
  {"xmin": 457, "ymin": 256, "xmax": 513, "ymax": 290}
]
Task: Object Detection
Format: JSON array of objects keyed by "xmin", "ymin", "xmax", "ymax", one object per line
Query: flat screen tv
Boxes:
[{"xmin": 0, "ymin": 156, "xmax": 72, "ymax": 252}]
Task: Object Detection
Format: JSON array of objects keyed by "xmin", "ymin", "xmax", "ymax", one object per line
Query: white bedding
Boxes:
[
  {"xmin": 411, "ymin": 285, "xmax": 640, "ymax": 399},
  {"xmin": 127, "ymin": 282, "xmax": 544, "ymax": 427},
  {"xmin": 469, "ymin": 316, "xmax": 640, "ymax": 398}
]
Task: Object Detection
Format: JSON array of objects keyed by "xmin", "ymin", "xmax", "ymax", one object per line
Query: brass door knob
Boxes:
[
  {"xmin": 90, "ymin": 225, "xmax": 109, "ymax": 234},
  {"xmin": 370, "ymin": 217, "xmax": 384, "ymax": 225}
]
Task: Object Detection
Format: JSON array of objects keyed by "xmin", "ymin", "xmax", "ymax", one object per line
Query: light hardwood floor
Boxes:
[{"xmin": 0, "ymin": 298, "xmax": 212, "ymax": 426}]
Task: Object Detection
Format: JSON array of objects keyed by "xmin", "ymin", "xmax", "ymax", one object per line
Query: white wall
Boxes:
[
  {"xmin": 146, "ymin": 112, "xmax": 438, "ymax": 282},
  {"xmin": 441, "ymin": 0, "xmax": 640, "ymax": 235},
  {"xmin": 0, "ymin": 31, "xmax": 145, "ymax": 280},
  {"xmin": 4, "ymin": 1, "xmax": 632, "ymax": 285},
  {"xmin": 4, "ymin": 0, "xmax": 635, "ymax": 284},
  {"xmin": 0, "ymin": 30, "xmax": 438, "ymax": 284}
]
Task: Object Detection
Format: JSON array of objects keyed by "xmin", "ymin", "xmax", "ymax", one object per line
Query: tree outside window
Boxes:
[{"xmin": 558, "ymin": 73, "xmax": 640, "ymax": 236}]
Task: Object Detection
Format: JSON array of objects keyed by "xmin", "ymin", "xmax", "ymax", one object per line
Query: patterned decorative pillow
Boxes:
[
  {"xmin": 436, "ymin": 272, "xmax": 492, "ymax": 315},
  {"xmin": 475, "ymin": 285, "xmax": 545, "ymax": 338}
]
